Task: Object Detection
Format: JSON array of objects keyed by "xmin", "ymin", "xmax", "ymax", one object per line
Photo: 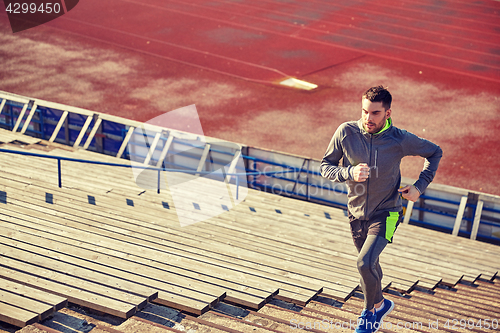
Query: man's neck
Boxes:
[{"xmin": 374, "ymin": 118, "xmax": 391, "ymax": 134}]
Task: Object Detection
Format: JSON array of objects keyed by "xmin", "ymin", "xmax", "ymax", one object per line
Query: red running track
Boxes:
[{"xmin": 41, "ymin": 0, "xmax": 500, "ymax": 84}]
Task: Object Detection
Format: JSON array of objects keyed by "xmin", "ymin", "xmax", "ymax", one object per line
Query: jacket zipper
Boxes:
[{"xmin": 365, "ymin": 136, "xmax": 373, "ymax": 217}]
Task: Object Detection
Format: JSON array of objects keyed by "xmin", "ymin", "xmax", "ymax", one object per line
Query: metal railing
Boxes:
[{"xmin": 0, "ymin": 148, "xmax": 295, "ymax": 200}]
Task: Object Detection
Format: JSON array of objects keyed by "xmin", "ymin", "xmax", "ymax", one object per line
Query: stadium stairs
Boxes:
[{"xmin": 0, "ymin": 128, "xmax": 499, "ymax": 332}]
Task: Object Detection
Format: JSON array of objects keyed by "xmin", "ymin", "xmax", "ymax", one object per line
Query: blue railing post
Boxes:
[
  {"xmin": 57, "ymin": 158, "xmax": 62, "ymax": 188},
  {"xmin": 157, "ymin": 169, "xmax": 161, "ymax": 194}
]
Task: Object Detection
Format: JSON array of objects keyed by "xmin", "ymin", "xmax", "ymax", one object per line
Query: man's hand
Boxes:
[
  {"xmin": 352, "ymin": 163, "xmax": 370, "ymax": 182},
  {"xmin": 398, "ymin": 185, "xmax": 420, "ymax": 202}
]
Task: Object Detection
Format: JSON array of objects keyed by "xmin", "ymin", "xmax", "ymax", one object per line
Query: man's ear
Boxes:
[{"xmin": 386, "ymin": 108, "xmax": 392, "ymax": 119}]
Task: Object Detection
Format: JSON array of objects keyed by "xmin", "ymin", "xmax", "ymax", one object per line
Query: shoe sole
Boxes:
[{"xmin": 373, "ymin": 300, "xmax": 395, "ymax": 333}]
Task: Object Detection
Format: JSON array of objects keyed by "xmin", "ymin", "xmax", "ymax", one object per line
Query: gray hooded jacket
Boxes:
[{"xmin": 320, "ymin": 118, "xmax": 442, "ymax": 220}]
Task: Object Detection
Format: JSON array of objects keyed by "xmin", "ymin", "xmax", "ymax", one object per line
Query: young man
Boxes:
[{"xmin": 320, "ymin": 86, "xmax": 442, "ymax": 333}]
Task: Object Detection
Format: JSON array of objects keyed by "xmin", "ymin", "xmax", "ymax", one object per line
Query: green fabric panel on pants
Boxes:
[{"xmin": 385, "ymin": 211, "xmax": 399, "ymax": 242}]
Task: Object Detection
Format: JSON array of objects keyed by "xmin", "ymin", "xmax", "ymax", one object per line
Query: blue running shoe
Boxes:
[
  {"xmin": 355, "ymin": 309, "xmax": 376, "ymax": 333},
  {"xmin": 374, "ymin": 299, "xmax": 395, "ymax": 332}
]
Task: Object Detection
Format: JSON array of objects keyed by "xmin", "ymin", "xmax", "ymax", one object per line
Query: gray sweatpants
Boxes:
[
  {"xmin": 349, "ymin": 210, "xmax": 401, "ymax": 310},
  {"xmin": 355, "ymin": 234, "xmax": 388, "ymax": 311}
]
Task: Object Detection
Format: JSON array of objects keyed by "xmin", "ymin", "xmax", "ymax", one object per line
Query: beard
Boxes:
[{"xmin": 364, "ymin": 120, "xmax": 385, "ymax": 133}]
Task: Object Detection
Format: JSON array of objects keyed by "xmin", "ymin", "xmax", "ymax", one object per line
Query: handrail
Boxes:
[
  {"xmin": 243, "ymin": 154, "xmax": 323, "ymax": 176},
  {"xmin": 0, "ymin": 148, "xmax": 297, "ymax": 199}
]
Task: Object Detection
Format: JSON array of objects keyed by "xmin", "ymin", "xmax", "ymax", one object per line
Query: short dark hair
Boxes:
[{"xmin": 363, "ymin": 85, "xmax": 392, "ymax": 110}]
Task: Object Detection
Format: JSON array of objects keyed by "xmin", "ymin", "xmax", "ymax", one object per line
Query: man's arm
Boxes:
[
  {"xmin": 320, "ymin": 126, "xmax": 351, "ymax": 182},
  {"xmin": 400, "ymin": 131, "xmax": 443, "ymax": 201},
  {"xmin": 321, "ymin": 125, "xmax": 371, "ymax": 183}
]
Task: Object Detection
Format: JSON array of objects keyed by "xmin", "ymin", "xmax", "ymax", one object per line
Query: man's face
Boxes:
[{"xmin": 362, "ymin": 99, "xmax": 391, "ymax": 134}]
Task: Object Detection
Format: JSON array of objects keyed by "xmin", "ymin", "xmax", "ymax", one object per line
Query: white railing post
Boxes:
[
  {"xmin": 116, "ymin": 126, "xmax": 135, "ymax": 159},
  {"xmin": 49, "ymin": 111, "xmax": 68, "ymax": 142},
  {"xmin": 83, "ymin": 117, "xmax": 103, "ymax": 150},
  {"xmin": 73, "ymin": 115, "xmax": 93, "ymax": 148},
  {"xmin": 452, "ymin": 195, "xmax": 468, "ymax": 236},
  {"xmin": 403, "ymin": 200, "xmax": 414, "ymax": 224},
  {"xmin": 12, "ymin": 103, "xmax": 28, "ymax": 132},
  {"xmin": 196, "ymin": 144, "xmax": 211, "ymax": 176},
  {"xmin": 0, "ymin": 98, "xmax": 6, "ymax": 115},
  {"xmin": 470, "ymin": 200, "xmax": 484, "ymax": 241},
  {"xmin": 156, "ymin": 131, "xmax": 173, "ymax": 168},
  {"xmin": 143, "ymin": 132, "xmax": 161, "ymax": 166},
  {"xmin": 20, "ymin": 103, "xmax": 38, "ymax": 134}
]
